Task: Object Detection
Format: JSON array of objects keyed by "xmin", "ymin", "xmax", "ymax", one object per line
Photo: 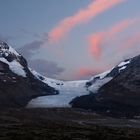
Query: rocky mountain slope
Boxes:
[
  {"xmin": 0, "ymin": 41, "xmax": 58, "ymax": 107},
  {"xmin": 71, "ymin": 55, "xmax": 140, "ymax": 117}
]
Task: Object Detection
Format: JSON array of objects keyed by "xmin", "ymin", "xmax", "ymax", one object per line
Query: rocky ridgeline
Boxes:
[{"xmin": 71, "ymin": 55, "xmax": 140, "ymax": 117}]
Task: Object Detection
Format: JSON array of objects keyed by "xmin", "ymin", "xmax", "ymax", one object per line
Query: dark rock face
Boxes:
[
  {"xmin": 0, "ymin": 41, "xmax": 58, "ymax": 107},
  {"xmin": 71, "ymin": 55, "xmax": 140, "ymax": 117}
]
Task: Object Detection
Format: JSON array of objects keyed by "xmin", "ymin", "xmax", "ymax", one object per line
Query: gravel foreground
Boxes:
[{"xmin": 0, "ymin": 108, "xmax": 140, "ymax": 140}]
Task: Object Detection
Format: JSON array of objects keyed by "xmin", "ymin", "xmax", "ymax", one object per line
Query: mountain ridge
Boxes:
[
  {"xmin": 0, "ymin": 41, "xmax": 58, "ymax": 107},
  {"xmin": 71, "ymin": 55, "xmax": 140, "ymax": 117},
  {"xmin": 1, "ymin": 41, "xmax": 140, "ymax": 117}
]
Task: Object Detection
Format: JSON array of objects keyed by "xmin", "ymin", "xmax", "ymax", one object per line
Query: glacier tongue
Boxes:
[
  {"xmin": 24, "ymin": 58, "xmax": 133, "ymax": 108},
  {"xmin": 27, "ymin": 69, "xmax": 113, "ymax": 108},
  {"xmin": 27, "ymin": 80, "xmax": 88, "ymax": 108}
]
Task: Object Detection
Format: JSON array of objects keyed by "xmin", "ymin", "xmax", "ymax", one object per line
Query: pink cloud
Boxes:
[
  {"xmin": 87, "ymin": 18, "xmax": 138, "ymax": 59},
  {"xmin": 88, "ymin": 32, "xmax": 104, "ymax": 59},
  {"xmin": 76, "ymin": 68, "xmax": 101, "ymax": 79},
  {"xmin": 48, "ymin": 0, "xmax": 125, "ymax": 43},
  {"xmin": 108, "ymin": 18, "xmax": 138, "ymax": 37}
]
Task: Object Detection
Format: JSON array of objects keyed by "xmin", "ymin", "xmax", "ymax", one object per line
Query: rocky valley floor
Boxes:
[{"xmin": 0, "ymin": 108, "xmax": 140, "ymax": 140}]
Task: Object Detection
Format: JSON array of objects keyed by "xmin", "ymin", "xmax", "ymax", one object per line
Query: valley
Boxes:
[{"xmin": 0, "ymin": 108, "xmax": 140, "ymax": 140}]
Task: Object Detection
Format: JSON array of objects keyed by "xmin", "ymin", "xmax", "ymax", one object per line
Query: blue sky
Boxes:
[{"xmin": 0, "ymin": 0, "xmax": 140, "ymax": 80}]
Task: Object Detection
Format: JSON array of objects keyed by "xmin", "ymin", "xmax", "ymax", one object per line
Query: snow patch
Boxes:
[
  {"xmin": 9, "ymin": 60, "xmax": 26, "ymax": 77},
  {"xmin": 9, "ymin": 45, "xmax": 20, "ymax": 56},
  {"xmin": 119, "ymin": 66, "xmax": 127, "ymax": 72},
  {"xmin": 29, "ymin": 69, "xmax": 64, "ymax": 89},
  {"xmin": 118, "ymin": 60, "xmax": 130, "ymax": 67},
  {"xmin": 95, "ymin": 69, "xmax": 112, "ymax": 79},
  {"xmin": 88, "ymin": 77, "xmax": 112, "ymax": 93},
  {"xmin": 0, "ymin": 58, "xmax": 26, "ymax": 77}
]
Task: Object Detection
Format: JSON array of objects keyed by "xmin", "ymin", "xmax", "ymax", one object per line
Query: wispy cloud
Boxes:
[
  {"xmin": 18, "ymin": 40, "xmax": 65, "ymax": 78},
  {"xmin": 87, "ymin": 18, "xmax": 138, "ymax": 59},
  {"xmin": 88, "ymin": 32, "xmax": 104, "ymax": 59},
  {"xmin": 30, "ymin": 59, "xmax": 65, "ymax": 78},
  {"xmin": 75, "ymin": 67, "xmax": 102, "ymax": 79},
  {"xmin": 48, "ymin": 0, "xmax": 125, "ymax": 43},
  {"xmin": 0, "ymin": 34, "xmax": 13, "ymax": 43},
  {"xmin": 107, "ymin": 18, "xmax": 138, "ymax": 37},
  {"xmin": 121, "ymin": 32, "xmax": 140, "ymax": 49},
  {"xmin": 18, "ymin": 40, "xmax": 44, "ymax": 60},
  {"xmin": 20, "ymin": 28, "xmax": 41, "ymax": 38}
]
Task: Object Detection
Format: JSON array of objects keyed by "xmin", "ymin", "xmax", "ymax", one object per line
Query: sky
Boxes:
[{"xmin": 0, "ymin": 0, "xmax": 140, "ymax": 80}]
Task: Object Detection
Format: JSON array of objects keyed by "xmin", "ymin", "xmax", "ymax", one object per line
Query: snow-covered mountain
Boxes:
[
  {"xmin": 28, "ymin": 65, "xmax": 114, "ymax": 108},
  {"xmin": 86, "ymin": 58, "xmax": 131, "ymax": 93},
  {"xmin": 71, "ymin": 55, "xmax": 140, "ymax": 117},
  {"xmin": 0, "ymin": 41, "xmax": 91, "ymax": 108},
  {"xmin": 1, "ymin": 40, "xmax": 140, "ymax": 118},
  {"xmin": 28, "ymin": 58, "xmax": 131, "ymax": 108},
  {"xmin": 0, "ymin": 41, "xmax": 57, "ymax": 107}
]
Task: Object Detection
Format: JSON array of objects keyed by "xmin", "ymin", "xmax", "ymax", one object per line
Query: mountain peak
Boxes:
[
  {"xmin": 0, "ymin": 41, "xmax": 20, "ymax": 57},
  {"xmin": 0, "ymin": 41, "xmax": 9, "ymax": 50},
  {"xmin": 0, "ymin": 41, "xmax": 28, "ymax": 77}
]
